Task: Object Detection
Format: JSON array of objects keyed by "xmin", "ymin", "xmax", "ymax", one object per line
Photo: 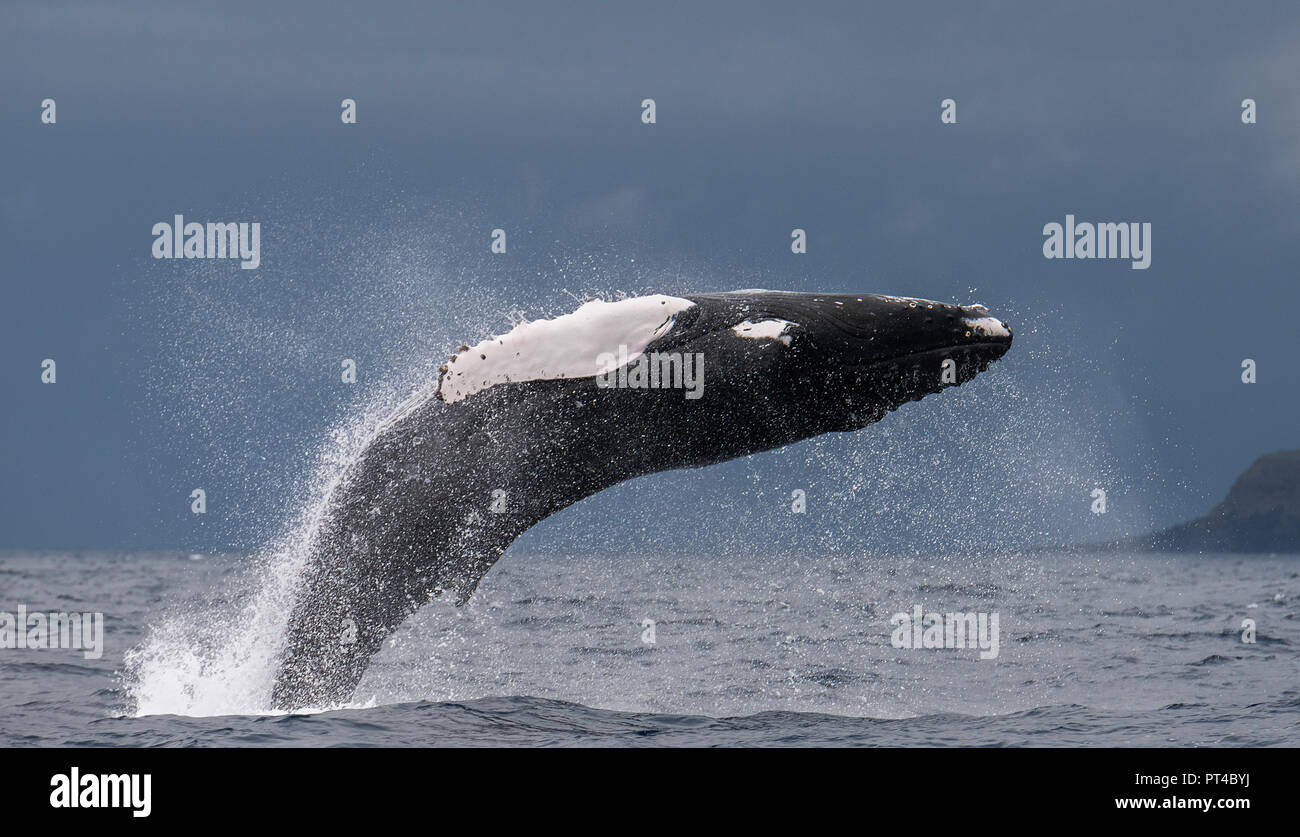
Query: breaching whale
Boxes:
[{"xmin": 271, "ymin": 290, "xmax": 1013, "ymax": 709}]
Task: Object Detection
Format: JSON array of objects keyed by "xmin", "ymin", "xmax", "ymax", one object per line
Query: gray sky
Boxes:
[{"xmin": 3, "ymin": 1, "xmax": 1298, "ymax": 552}]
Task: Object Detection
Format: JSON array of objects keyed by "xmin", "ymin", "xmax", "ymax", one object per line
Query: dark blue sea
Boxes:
[{"xmin": 1, "ymin": 549, "xmax": 1296, "ymax": 746}]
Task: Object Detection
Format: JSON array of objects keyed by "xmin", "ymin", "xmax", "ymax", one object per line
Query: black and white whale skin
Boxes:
[{"xmin": 271, "ymin": 290, "xmax": 1013, "ymax": 709}]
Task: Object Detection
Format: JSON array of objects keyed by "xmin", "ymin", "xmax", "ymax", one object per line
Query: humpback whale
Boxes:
[{"xmin": 271, "ymin": 290, "xmax": 1013, "ymax": 709}]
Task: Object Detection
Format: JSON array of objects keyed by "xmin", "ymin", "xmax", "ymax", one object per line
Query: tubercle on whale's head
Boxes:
[{"xmin": 667, "ymin": 290, "xmax": 1013, "ymax": 434}]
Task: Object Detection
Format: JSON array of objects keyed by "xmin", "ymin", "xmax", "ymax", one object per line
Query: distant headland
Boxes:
[{"xmin": 1095, "ymin": 450, "xmax": 1300, "ymax": 554}]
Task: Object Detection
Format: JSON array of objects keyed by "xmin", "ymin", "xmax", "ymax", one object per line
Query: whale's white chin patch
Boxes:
[
  {"xmin": 731, "ymin": 318, "xmax": 796, "ymax": 346},
  {"xmin": 437, "ymin": 294, "xmax": 695, "ymax": 403}
]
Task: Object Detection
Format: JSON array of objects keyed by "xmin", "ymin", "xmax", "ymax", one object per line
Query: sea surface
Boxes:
[{"xmin": 1, "ymin": 549, "xmax": 1297, "ymax": 746}]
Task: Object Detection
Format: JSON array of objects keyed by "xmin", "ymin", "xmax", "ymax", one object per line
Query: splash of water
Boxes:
[{"xmin": 122, "ymin": 393, "xmax": 411, "ymax": 716}]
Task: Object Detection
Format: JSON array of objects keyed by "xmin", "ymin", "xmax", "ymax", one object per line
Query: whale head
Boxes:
[
  {"xmin": 649, "ymin": 290, "xmax": 1013, "ymax": 438},
  {"xmin": 435, "ymin": 289, "xmax": 1012, "ymax": 465}
]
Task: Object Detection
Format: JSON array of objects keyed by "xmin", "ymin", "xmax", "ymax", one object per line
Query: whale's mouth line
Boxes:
[{"xmin": 847, "ymin": 339, "xmax": 1013, "ymax": 373}]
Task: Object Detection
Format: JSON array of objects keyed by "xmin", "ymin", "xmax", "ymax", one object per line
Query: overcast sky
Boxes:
[{"xmin": 3, "ymin": 1, "xmax": 1298, "ymax": 552}]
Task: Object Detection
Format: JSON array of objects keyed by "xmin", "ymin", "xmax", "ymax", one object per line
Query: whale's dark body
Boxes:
[{"xmin": 271, "ymin": 291, "xmax": 1013, "ymax": 709}]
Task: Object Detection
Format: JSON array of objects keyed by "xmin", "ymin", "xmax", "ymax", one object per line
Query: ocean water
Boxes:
[{"xmin": 1, "ymin": 549, "xmax": 1296, "ymax": 746}]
